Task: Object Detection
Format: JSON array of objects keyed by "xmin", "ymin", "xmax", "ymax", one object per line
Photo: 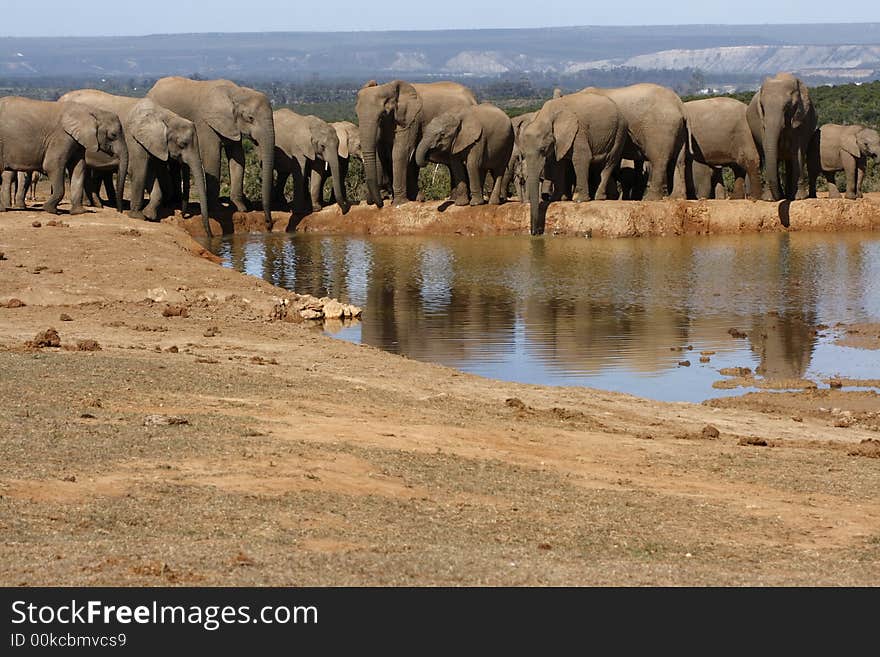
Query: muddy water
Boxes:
[{"xmin": 211, "ymin": 232, "xmax": 880, "ymax": 402}]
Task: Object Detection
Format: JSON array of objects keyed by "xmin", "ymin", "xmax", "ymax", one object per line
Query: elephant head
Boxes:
[
  {"xmin": 751, "ymin": 73, "xmax": 814, "ymax": 200},
  {"xmin": 356, "ymin": 80, "xmax": 422, "ymax": 208},
  {"xmin": 63, "ymin": 103, "xmax": 128, "ymax": 213},
  {"xmin": 847, "ymin": 127, "xmax": 880, "ymax": 160},
  {"xmin": 127, "ymin": 99, "xmax": 211, "ymax": 231},
  {"xmin": 414, "ymin": 108, "xmax": 481, "ymax": 167},
  {"xmin": 333, "ymin": 121, "xmax": 362, "ymax": 161},
  {"xmin": 307, "ymin": 119, "xmax": 350, "ymax": 214},
  {"xmin": 520, "ymin": 107, "xmax": 579, "ymax": 235},
  {"xmin": 205, "ymin": 84, "xmax": 275, "ymax": 227}
]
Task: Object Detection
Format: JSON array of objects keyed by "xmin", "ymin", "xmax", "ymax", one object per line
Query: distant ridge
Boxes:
[{"xmin": 1, "ymin": 24, "xmax": 879, "ymax": 84}]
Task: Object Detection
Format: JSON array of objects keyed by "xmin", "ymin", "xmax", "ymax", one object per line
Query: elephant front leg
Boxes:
[
  {"xmin": 843, "ymin": 155, "xmax": 858, "ymax": 200},
  {"xmin": 225, "ymin": 140, "xmax": 249, "ymax": 212},
  {"xmin": 309, "ymin": 167, "xmax": 325, "ymax": 209},
  {"xmin": 143, "ymin": 177, "xmax": 165, "ymax": 221},
  {"xmin": 0, "ymin": 171, "xmax": 11, "ymax": 212},
  {"xmin": 67, "ymin": 160, "xmax": 86, "ymax": 215},
  {"xmin": 791, "ymin": 147, "xmax": 809, "ymax": 200},
  {"xmin": 466, "ymin": 152, "xmax": 486, "ymax": 205},
  {"xmin": 449, "ymin": 159, "xmax": 469, "ymax": 206},
  {"xmin": 126, "ymin": 158, "xmax": 149, "ymax": 219},
  {"xmin": 391, "ymin": 131, "xmax": 416, "ymax": 206},
  {"xmin": 14, "ymin": 172, "xmax": 30, "ymax": 209},
  {"xmin": 570, "ymin": 135, "xmax": 593, "ymax": 201}
]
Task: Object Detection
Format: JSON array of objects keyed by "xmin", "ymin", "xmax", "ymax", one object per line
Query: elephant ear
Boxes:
[
  {"xmin": 552, "ymin": 110, "xmax": 579, "ymax": 161},
  {"xmin": 128, "ymin": 101, "xmax": 169, "ymax": 161},
  {"xmin": 791, "ymin": 79, "xmax": 812, "ymax": 129},
  {"xmin": 334, "ymin": 123, "xmax": 349, "ymax": 159},
  {"xmin": 393, "ymin": 81, "xmax": 422, "ymax": 129},
  {"xmin": 841, "ymin": 129, "xmax": 861, "ymax": 158},
  {"xmin": 204, "ymin": 87, "xmax": 240, "ymax": 141},
  {"xmin": 452, "ymin": 112, "xmax": 482, "ymax": 155},
  {"xmin": 62, "ymin": 103, "xmax": 100, "ymax": 153},
  {"xmin": 295, "ymin": 120, "xmax": 316, "ymax": 160}
]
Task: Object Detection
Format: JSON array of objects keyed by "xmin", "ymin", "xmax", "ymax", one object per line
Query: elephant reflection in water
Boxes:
[
  {"xmin": 360, "ymin": 240, "xmax": 518, "ymax": 362},
  {"xmin": 520, "ymin": 238, "xmax": 689, "ymax": 374}
]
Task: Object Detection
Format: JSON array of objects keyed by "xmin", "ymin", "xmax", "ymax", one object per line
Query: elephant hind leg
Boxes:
[{"xmin": 825, "ymin": 172, "xmax": 842, "ymax": 198}]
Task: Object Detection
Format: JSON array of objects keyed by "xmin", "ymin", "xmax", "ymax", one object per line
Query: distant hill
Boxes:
[{"xmin": 1, "ymin": 24, "xmax": 879, "ymax": 86}]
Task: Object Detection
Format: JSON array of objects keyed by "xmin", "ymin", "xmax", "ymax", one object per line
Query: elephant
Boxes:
[
  {"xmin": 612, "ymin": 159, "xmax": 646, "ymax": 200},
  {"xmin": 683, "ymin": 97, "xmax": 761, "ymax": 199},
  {"xmin": 580, "ymin": 83, "xmax": 687, "ymax": 200},
  {"xmin": 147, "ymin": 77, "xmax": 275, "ymax": 229},
  {"xmin": 520, "ymin": 91, "xmax": 628, "ymax": 234},
  {"xmin": 0, "ymin": 97, "xmax": 127, "ymax": 215},
  {"xmin": 746, "ymin": 73, "xmax": 817, "ymax": 201},
  {"xmin": 500, "ymin": 111, "xmax": 537, "ymax": 204},
  {"xmin": 808, "ymin": 124, "xmax": 880, "ymax": 199},
  {"xmin": 309, "ymin": 120, "xmax": 361, "ymax": 210},
  {"xmin": 356, "ymin": 79, "xmax": 478, "ymax": 208},
  {"xmin": 58, "ymin": 90, "xmax": 211, "ymax": 235},
  {"xmin": 414, "ymin": 103, "xmax": 514, "ymax": 206},
  {"xmin": 272, "ymin": 109, "xmax": 350, "ymax": 215}
]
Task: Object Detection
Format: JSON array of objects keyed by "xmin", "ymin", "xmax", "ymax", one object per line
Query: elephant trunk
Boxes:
[
  {"xmin": 327, "ymin": 151, "xmax": 350, "ymax": 215},
  {"xmin": 115, "ymin": 142, "xmax": 128, "ymax": 214},
  {"xmin": 763, "ymin": 116, "xmax": 783, "ymax": 200},
  {"xmin": 360, "ymin": 119, "xmax": 383, "ymax": 208},
  {"xmin": 526, "ymin": 154, "xmax": 545, "ymax": 235},
  {"xmin": 184, "ymin": 149, "xmax": 212, "ymax": 237},
  {"xmin": 414, "ymin": 138, "xmax": 432, "ymax": 168},
  {"xmin": 260, "ymin": 126, "xmax": 275, "ymax": 230}
]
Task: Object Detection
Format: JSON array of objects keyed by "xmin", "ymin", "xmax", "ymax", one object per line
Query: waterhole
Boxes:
[{"xmin": 211, "ymin": 231, "xmax": 880, "ymax": 402}]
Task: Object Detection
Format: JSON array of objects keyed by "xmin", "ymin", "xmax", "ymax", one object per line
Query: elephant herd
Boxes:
[{"xmin": 0, "ymin": 72, "xmax": 878, "ymax": 237}]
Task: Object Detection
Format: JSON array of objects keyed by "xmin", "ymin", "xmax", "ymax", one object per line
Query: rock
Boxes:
[
  {"xmin": 203, "ymin": 326, "xmax": 219, "ymax": 337},
  {"xmin": 699, "ymin": 356, "xmax": 711, "ymax": 363},
  {"xmin": 848, "ymin": 439, "xmax": 880, "ymax": 458},
  {"xmin": 31, "ymin": 221, "xmax": 41, "ymax": 228},
  {"xmin": 719, "ymin": 366, "xmax": 752, "ymax": 377},
  {"xmin": 162, "ymin": 304, "xmax": 189, "ymax": 318},
  {"xmin": 147, "ymin": 287, "xmax": 170, "ymax": 302},
  {"xmin": 59, "ymin": 313, "xmax": 73, "ymax": 321},
  {"xmin": 300, "ymin": 308, "xmax": 322, "ymax": 320},
  {"xmin": 344, "ymin": 304, "xmax": 363, "ymax": 318},
  {"xmin": 702, "ymin": 424, "xmax": 720, "ymax": 439},
  {"xmin": 0, "ymin": 251, "xmax": 5, "ymax": 260},
  {"xmin": 738, "ymin": 436, "xmax": 768, "ymax": 447},
  {"xmin": 76, "ymin": 339, "xmax": 101, "ymax": 352},
  {"xmin": 700, "ymin": 350, "xmax": 716, "ymax": 356},
  {"xmin": 322, "ymin": 299, "xmax": 345, "ymax": 319},
  {"xmin": 143, "ymin": 414, "xmax": 189, "ymax": 427},
  {"xmin": 25, "ymin": 328, "xmax": 60, "ymax": 349},
  {"xmin": 727, "ymin": 328, "xmax": 748, "ymax": 339},
  {"xmin": 4, "ymin": 298, "xmax": 25, "ymax": 308},
  {"xmin": 678, "ymin": 360, "xmax": 691, "ymax": 367},
  {"xmin": 828, "ymin": 379, "xmax": 843, "ymax": 389}
]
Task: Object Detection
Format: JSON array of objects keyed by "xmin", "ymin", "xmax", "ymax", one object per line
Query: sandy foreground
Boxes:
[{"xmin": 1, "ymin": 207, "xmax": 879, "ymax": 586}]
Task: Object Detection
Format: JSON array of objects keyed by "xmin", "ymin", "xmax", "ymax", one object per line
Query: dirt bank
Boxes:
[
  {"xmin": 1, "ymin": 207, "xmax": 879, "ymax": 586},
  {"xmin": 165, "ymin": 194, "xmax": 880, "ymax": 239}
]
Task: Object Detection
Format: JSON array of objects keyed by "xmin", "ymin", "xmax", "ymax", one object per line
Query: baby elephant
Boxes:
[
  {"xmin": 808, "ymin": 124, "xmax": 880, "ymax": 199},
  {"xmin": 415, "ymin": 103, "xmax": 514, "ymax": 206}
]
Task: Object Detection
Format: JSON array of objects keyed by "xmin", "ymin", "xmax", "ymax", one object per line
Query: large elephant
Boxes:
[
  {"xmin": 414, "ymin": 103, "xmax": 514, "ymax": 206},
  {"xmin": 0, "ymin": 97, "xmax": 127, "ymax": 215},
  {"xmin": 747, "ymin": 73, "xmax": 817, "ymax": 201},
  {"xmin": 272, "ymin": 109, "xmax": 350, "ymax": 214},
  {"xmin": 356, "ymin": 79, "xmax": 478, "ymax": 207},
  {"xmin": 683, "ymin": 97, "xmax": 761, "ymax": 199},
  {"xmin": 310, "ymin": 121, "xmax": 362, "ymax": 209},
  {"xmin": 59, "ymin": 90, "xmax": 211, "ymax": 235},
  {"xmin": 500, "ymin": 111, "xmax": 537, "ymax": 203},
  {"xmin": 520, "ymin": 91, "xmax": 628, "ymax": 234},
  {"xmin": 147, "ymin": 77, "xmax": 275, "ymax": 229},
  {"xmin": 808, "ymin": 124, "xmax": 880, "ymax": 199},
  {"xmin": 580, "ymin": 83, "xmax": 687, "ymax": 200}
]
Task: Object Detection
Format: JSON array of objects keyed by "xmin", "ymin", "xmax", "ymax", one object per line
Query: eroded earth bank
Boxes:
[{"xmin": 1, "ymin": 207, "xmax": 879, "ymax": 585}]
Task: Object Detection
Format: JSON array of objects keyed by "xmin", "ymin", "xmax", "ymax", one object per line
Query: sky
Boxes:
[{"xmin": 1, "ymin": 1, "xmax": 879, "ymax": 37}]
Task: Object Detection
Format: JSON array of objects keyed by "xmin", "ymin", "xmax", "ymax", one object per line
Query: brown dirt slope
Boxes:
[{"xmin": 1, "ymin": 207, "xmax": 879, "ymax": 586}]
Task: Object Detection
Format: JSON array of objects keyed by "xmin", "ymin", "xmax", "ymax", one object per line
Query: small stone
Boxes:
[
  {"xmin": 31, "ymin": 221, "xmax": 41, "ymax": 228},
  {"xmin": 203, "ymin": 326, "xmax": 219, "ymax": 337},
  {"xmin": 61, "ymin": 475, "xmax": 76, "ymax": 483},
  {"xmin": 0, "ymin": 251, "xmax": 6, "ymax": 260},
  {"xmin": 343, "ymin": 304, "xmax": 362, "ymax": 318},
  {"xmin": 25, "ymin": 328, "xmax": 60, "ymax": 348},
  {"xmin": 80, "ymin": 413, "xmax": 96, "ymax": 419},
  {"xmin": 165, "ymin": 345, "xmax": 179, "ymax": 353},
  {"xmin": 76, "ymin": 339, "xmax": 101, "ymax": 351},
  {"xmin": 300, "ymin": 308, "xmax": 322, "ymax": 320},
  {"xmin": 143, "ymin": 414, "xmax": 189, "ymax": 427},
  {"xmin": 162, "ymin": 304, "xmax": 189, "ymax": 318},
  {"xmin": 701, "ymin": 424, "xmax": 720, "ymax": 439},
  {"xmin": 699, "ymin": 356, "xmax": 711, "ymax": 363},
  {"xmin": 537, "ymin": 543, "xmax": 552, "ymax": 551},
  {"xmin": 59, "ymin": 313, "xmax": 73, "ymax": 321},
  {"xmin": 829, "ymin": 379, "xmax": 843, "ymax": 389},
  {"xmin": 4, "ymin": 298, "xmax": 25, "ymax": 308},
  {"xmin": 700, "ymin": 350, "xmax": 716, "ymax": 356},
  {"xmin": 322, "ymin": 299, "xmax": 345, "ymax": 320},
  {"xmin": 738, "ymin": 436, "xmax": 768, "ymax": 447},
  {"xmin": 791, "ymin": 416, "xmax": 803, "ymax": 422},
  {"xmin": 727, "ymin": 327, "xmax": 748, "ymax": 339},
  {"xmin": 678, "ymin": 360, "xmax": 691, "ymax": 367}
]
